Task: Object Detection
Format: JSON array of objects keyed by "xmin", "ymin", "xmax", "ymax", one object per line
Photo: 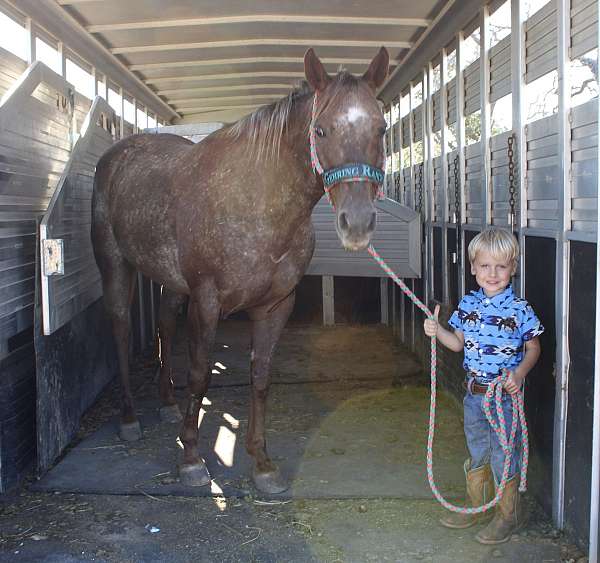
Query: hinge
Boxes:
[{"xmin": 42, "ymin": 239, "xmax": 64, "ymax": 276}]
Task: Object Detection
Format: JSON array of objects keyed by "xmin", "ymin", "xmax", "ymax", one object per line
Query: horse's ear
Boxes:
[
  {"xmin": 362, "ymin": 47, "xmax": 389, "ymax": 90},
  {"xmin": 304, "ymin": 48, "xmax": 331, "ymax": 91}
]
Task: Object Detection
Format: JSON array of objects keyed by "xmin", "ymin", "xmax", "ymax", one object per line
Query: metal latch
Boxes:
[{"xmin": 42, "ymin": 239, "xmax": 64, "ymax": 276}]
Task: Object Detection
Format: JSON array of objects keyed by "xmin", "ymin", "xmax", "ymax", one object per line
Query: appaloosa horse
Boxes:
[{"xmin": 91, "ymin": 47, "xmax": 389, "ymax": 493}]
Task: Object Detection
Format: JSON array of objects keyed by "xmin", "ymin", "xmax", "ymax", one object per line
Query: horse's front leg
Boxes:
[
  {"xmin": 157, "ymin": 288, "xmax": 186, "ymax": 423},
  {"xmin": 179, "ymin": 280, "xmax": 219, "ymax": 487},
  {"xmin": 247, "ymin": 291, "xmax": 295, "ymax": 494}
]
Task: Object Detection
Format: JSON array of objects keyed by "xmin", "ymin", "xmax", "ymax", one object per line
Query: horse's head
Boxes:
[{"xmin": 305, "ymin": 47, "xmax": 389, "ymax": 251}]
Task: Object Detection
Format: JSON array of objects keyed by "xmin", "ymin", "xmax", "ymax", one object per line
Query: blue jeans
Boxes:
[{"xmin": 463, "ymin": 389, "xmax": 522, "ymax": 483}]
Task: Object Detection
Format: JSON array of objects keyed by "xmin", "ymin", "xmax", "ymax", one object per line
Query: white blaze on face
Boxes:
[{"xmin": 346, "ymin": 106, "xmax": 367, "ymax": 124}]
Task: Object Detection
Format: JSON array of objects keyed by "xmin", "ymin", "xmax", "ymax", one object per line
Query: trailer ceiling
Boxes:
[{"xmin": 35, "ymin": 0, "xmax": 449, "ymax": 124}]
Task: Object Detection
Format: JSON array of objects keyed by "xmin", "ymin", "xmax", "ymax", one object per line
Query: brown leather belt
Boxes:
[{"xmin": 470, "ymin": 381, "xmax": 490, "ymax": 395}]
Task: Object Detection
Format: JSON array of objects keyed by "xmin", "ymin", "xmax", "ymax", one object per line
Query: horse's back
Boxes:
[{"xmin": 92, "ymin": 133, "xmax": 195, "ymax": 293}]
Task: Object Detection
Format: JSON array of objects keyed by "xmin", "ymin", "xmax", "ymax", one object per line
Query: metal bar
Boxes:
[
  {"xmin": 553, "ymin": 0, "xmax": 572, "ymax": 531},
  {"xmin": 137, "ymin": 272, "xmax": 145, "ymax": 347},
  {"xmin": 322, "ymin": 276, "xmax": 335, "ymax": 326},
  {"xmin": 149, "ymin": 280, "xmax": 156, "ymax": 343},
  {"xmin": 512, "ymin": 0, "xmax": 527, "ymax": 299},
  {"xmin": 456, "ymin": 30, "xmax": 466, "ymax": 297},
  {"xmin": 440, "ymin": 48, "xmax": 450, "ymax": 304},
  {"xmin": 119, "ymin": 86, "xmax": 124, "ymax": 139},
  {"xmin": 26, "ymin": 17, "xmax": 35, "ymax": 64},
  {"xmin": 380, "ymin": 278, "xmax": 389, "ymax": 325},
  {"xmin": 409, "ymin": 81, "xmax": 416, "ymax": 351},
  {"xmin": 425, "ymin": 65, "xmax": 435, "ymax": 304},
  {"xmin": 398, "ymin": 94, "xmax": 405, "ymax": 204},
  {"xmin": 480, "ymin": 5, "xmax": 492, "ymax": 226},
  {"xmin": 58, "ymin": 41, "xmax": 66, "ymax": 77},
  {"xmin": 589, "ymin": 18, "xmax": 600, "ymax": 559}
]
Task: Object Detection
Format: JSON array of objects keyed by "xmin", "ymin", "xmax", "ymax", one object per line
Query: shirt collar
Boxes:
[{"xmin": 472, "ymin": 285, "xmax": 515, "ymax": 307}]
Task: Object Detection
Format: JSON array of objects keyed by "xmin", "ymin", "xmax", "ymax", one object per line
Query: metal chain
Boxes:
[
  {"xmin": 453, "ymin": 154, "xmax": 460, "ymax": 224},
  {"xmin": 507, "ymin": 134, "xmax": 517, "ymax": 232},
  {"xmin": 417, "ymin": 162, "xmax": 424, "ymax": 214}
]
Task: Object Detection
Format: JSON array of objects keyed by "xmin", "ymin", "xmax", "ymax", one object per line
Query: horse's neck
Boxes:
[{"xmin": 273, "ymin": 95, "xmax": 324, "ymax": 215}]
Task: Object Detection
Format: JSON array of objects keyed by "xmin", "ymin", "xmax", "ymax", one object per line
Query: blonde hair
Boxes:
[{"xmin": 468, "ymin": 227, "xmax": 519, "ymax": 265}]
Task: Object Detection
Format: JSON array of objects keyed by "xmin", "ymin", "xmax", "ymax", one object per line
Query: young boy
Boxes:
[{"xmin": 423, "ymin": 227, "xmax": 543, "ymax": 545}]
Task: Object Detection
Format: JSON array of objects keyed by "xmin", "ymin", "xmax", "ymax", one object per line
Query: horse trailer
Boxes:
[{"xmin": 0, "ymin": 0, "xmax": 599, "ymax": 559}]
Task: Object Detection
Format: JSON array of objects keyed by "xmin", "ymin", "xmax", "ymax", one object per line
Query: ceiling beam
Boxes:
[
  {"xmin": 177, "ymin": 103, "xmax": 262, "ymax": 114},
  {"xmin": 111, "ymin": 38, "xmax": 411, "ymax": 55},
  {"xmin": 171, "ymin": 94, "xmax": 280, "ymax": 106},
  {"xmin": 10, "ymin": 0, "xmax": 179, "ymax": 120},
  {"xmin": 159, "ymin": 84, "xmax": 293, "ymax": 97},
  {"xmin": 87, "ymin": 15, "xmax": 431, "ymax": 32},
  {"xmin": 146, "ymin": 71, "xmax": 308, "ymax": 85},
  {"xmin": 131, "ymin": 56, "xmax": 399, "ymax": 72}
]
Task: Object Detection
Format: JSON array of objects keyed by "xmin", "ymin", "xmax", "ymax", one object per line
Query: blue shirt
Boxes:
[{"xmin": 448, "ymin": 285, "xmax": 544, "ymax": 383}]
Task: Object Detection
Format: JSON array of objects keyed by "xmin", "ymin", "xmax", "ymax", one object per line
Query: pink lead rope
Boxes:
[{"xmin": 367, "ymin": 244, "xmax": 529, "ymax": 513}]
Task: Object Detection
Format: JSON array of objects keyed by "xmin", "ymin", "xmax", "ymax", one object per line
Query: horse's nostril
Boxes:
[
  {"xmin": 368, "ymin": 212, "xmax": 376, "ymax": 232},
  {"xmin": 339, "ymin": 212, "xmax": 349, "ymax": 231}
]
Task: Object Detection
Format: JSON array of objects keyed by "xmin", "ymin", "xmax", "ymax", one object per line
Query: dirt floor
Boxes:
[{"xmin": 0, "ymin": 321, "xmax": 590, "ymax": 562}]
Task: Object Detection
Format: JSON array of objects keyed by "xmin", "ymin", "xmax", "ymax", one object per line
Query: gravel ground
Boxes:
[{"xmin": 0, "ymin": 322, "xmax": 589, "ymax": 562}]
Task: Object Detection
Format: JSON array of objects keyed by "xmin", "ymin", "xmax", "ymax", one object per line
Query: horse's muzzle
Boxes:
[{"xmin": 336, "ymin": 206, "xmax": 377, "ymax": 251}]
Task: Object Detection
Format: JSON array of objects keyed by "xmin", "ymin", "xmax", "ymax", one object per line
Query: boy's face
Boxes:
[{"xmin": 470, "ymin": 250, "xmax": 516, "ymax": 297}]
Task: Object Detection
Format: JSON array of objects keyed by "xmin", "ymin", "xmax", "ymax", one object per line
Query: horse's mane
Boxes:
[{"xmin": 226, "ymin": 72, "xmax": 362, "ymax": 161}]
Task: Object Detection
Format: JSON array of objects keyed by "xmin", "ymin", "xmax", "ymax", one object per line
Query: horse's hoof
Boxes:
[
  {"xmin": 253, "ymin": 469, "xmax": 289, "ymax": 494},
  {"xmin": 179, "ymin": 462, "xmax": 211, "ymax": 487},
  {"xmin": 119, "ymin": 421, "xmax": 142, "ymax": 442},
  {"xmin": 159, "ymin": 404, "xmax": 183, "ymax": 423}
]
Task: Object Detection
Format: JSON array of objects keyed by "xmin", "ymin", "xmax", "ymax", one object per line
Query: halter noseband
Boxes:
[{"xmin": 309, "ymin": 92, "xmax": 386, "ymax": 205}]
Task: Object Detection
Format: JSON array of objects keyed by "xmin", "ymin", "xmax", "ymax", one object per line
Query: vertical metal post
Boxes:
[
  {"xmin": 389, "ymin": 101, "xmax": 396, "ymax": 200},
  {"xmin": 133, "ymin": 97, "xmax": 138, "ymax": 132},
  {"xmin": 58, "ymin": 41, "xmax": 66, "ymax": 78},
  {"xmin": 589, "ymin": 19, "xmax": 600, "ymax": 559},
  {"xmin": 92, "ymin": 67, "xmax": 97, "ymax": 97},
  {"xmin": 511, "ymin": 0, "xmax": 527, "ymax": 299},
  {"xmin": 119, "ymin": 86, "xmax": 124, "ymax": 138},
  {"xmin": 399, "ymin": 91, "xmax": 406, "ymax": 342},
  {"xmin": 137, "ymin": 272, "xmax": 145, "ymax": 347},
  {"xmin": 399, "ymin": 92, "xmax": 406, "ymax": 205},
  {"xmin": 440, "ymin": 48, "xmax": 450, "ymax": 303},
  {"xmin": 409, "ymin": 81, "xmax": 416, "ymax": 209},
  {"xmin": 380, "ymin": 278, "xmax": 389, "ymax": 325},
  {"xmin": 553, "ymin": 0, "xmax": 572, "ymax": 530},
  {"xmin": 425, "ymin": 64, "xmax": 435, "ymax": 304},
  {"xmin": 26, "ymin": 17, "xmax": 35, "ymax": 65},
  {"xmin": 322, "ymin": 276, "xmax": 335, "ymax": 326},
  {"xmin": 455, "ymin": 31, "xmax": 466, "ymax": 297},
  {"xmin": 408, "ymin": 82, "xmax": 416, "ymax": 350},
  {"xmin": 149, "ymin": 281, "xmax": 156, "ymax": 343},
  {"xmin": 480, "ymin": 5, "xmax": 492, "ymax": 226}
]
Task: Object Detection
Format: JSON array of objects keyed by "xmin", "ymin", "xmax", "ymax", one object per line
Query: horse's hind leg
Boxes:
[
  {"xmin": 247, "ymin": 291, "xmax": 296, "ymax": 494},
  {"xmin": 179, "ymin": 279, "xmax": 220, "ymax": 487},
  {"xmin": 157, "ymin": 289, "xmax": 186, "ymax": 423},
  {"xmin": 99, "ymin": 258, "xmax": 139, "ymax": 441}
]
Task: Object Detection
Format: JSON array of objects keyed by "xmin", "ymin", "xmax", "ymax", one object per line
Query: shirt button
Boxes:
[
  {"xmin": 484, "ymin": 299, "xmax": 490, "ymax": 304},
  {"xmin": 480, "ymin": 324, "xmax": 484, "ymax": 329},
  {"xmin": 479, "ymin": 350, "xmax": 483, "ymax": 355}
]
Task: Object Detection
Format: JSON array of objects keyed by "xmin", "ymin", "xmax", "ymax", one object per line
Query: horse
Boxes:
[{"xmin": 91, "ymin": 47, "xmax": 389, "ymax": 493}]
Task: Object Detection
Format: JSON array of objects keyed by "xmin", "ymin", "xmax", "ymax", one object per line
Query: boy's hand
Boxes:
[
  {"xmin": 503, "ymin": 369, "xmax": 525, "ymax": 395},
  {"xmin": 423, "ymin": 304, "xmax": 441, "ymax": 338}
]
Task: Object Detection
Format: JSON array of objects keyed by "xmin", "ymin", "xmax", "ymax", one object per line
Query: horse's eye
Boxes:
[
  {"xmin": 315, "ymin": 126, "xmax": 325, "ymax": 138},
  {"xmin": 379, "ymin": 126, "xmax": 387, "ymax": 136}
]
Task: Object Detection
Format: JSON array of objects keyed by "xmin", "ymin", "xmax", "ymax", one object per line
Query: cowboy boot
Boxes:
[
  {"xmin": 440, "ymin": 460, "xmax": 494, "ymax": 529},
  {"xmin": 475, "ymin": 475, "xmax": 523, "ymax": 544}
]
